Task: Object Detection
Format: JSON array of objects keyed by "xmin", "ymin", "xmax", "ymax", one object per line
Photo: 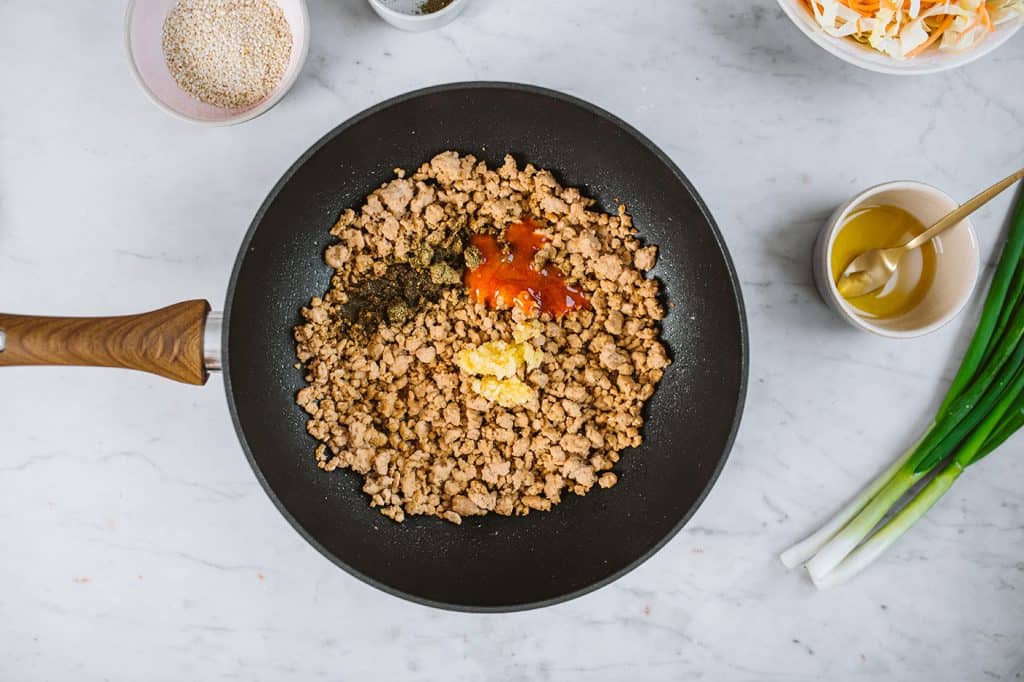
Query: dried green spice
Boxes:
[
  {"xmin": 336, "ymin": 229, "xmax": 472, "ymax": 335},
  {"xmin": 419, "ymin": 0, "xmax": 453, "ymax": 14},
  {"xmin": 463, "ymin": 244, "xmax": 483, "ymax": 270},
  {"xmin": 429, "ymin": 262, "xmax": 461, "ymax": 285}
]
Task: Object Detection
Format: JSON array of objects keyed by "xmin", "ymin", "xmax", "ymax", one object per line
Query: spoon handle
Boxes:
[{"xmin": 904, "ymin": 169, "xmax": 1024, "ymax": 251}]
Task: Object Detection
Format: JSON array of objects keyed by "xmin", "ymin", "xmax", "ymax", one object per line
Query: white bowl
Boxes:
[
  {"xmin": 367, "ymin": 0, "xmax": 470, "ymax": 32},
  {"xmin": 125, "ymin": 0, "xmax": 310, "ymax": 125},
  {"xmin": 777, "ymin": 0, "xmax": 1024, "ymax": 75},
  {"xmin": 813, "ymin": 181, "xmax": 980, "ymax": 338}
]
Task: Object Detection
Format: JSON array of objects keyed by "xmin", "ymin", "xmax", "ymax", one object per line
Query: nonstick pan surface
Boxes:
[{"xmin": 223, "ymin": 82, "xmax": 747, "ymax": 611}]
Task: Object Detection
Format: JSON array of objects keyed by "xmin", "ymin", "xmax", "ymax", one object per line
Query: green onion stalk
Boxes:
[
  {"xmin": 815, "ymin": 362, "xmax": 1024, "ymax": 588},
  {"xmin": 939, "ymin": 192, "xmax": 1024, "ymax": 415},
  {"xmin": 782, "ymin": 188, "xmax": 1024, "ymax": 583},
  {"xmin": 778, "ymin": 436, "xmax": 924, "ymax": 569},
  {"xmin": 978, "ymin": 390, "xmax": 1024, "ymax": 458}
]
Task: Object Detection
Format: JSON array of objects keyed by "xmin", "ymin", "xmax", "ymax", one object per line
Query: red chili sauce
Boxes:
[{"xmin": 464, "ymin": 220, "xmax": 590, "ymax": 317}]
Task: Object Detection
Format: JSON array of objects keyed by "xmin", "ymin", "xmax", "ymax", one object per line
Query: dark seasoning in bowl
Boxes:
[
  {"xmin": 379, "ymin": 0, "xmax": 454, "ymax": 14},
  {"xmin": 419, "ymin": 0, "xmax": 454, "ymax": 12}
]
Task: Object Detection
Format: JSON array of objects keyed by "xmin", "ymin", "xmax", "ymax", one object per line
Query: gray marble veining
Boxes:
[{"xmin": 1, "ymin": 1, "xmax": 1022, "ymax": 680}]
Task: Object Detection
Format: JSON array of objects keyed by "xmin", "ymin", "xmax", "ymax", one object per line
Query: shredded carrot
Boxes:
[
  {"xmin": 799, "ymin": 0, "xmax": 1000, "ymax": 59},
  {"xmin": 981, "ymin": 3, "xmax": 994, "ymax": 31},
  {"xmin": 906, "ymin": 13, "xmax": 955, "ymax": 56}
]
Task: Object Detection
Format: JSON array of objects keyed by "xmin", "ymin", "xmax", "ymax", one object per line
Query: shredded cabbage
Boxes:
[{"xmin": 804, "ymin": 0, "xmax": 1024, "ymax": 59}]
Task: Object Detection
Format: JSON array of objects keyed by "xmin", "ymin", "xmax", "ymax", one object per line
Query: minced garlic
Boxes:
[
  {"xmin": 456, "ymin": 322, "xmax": 543, "ymax": 407},
  {"xmin": 471, "ymin": 376, "xmax": 535, "ymax": 408}
]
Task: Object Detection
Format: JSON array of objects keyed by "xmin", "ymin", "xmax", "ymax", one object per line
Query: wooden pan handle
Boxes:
[{"xmin": 0, "ymin": 300, "xmax": 211, "ymax": 385}]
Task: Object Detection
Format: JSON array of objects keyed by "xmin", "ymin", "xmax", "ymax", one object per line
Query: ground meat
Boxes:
[
  {"xmin": 295, "ymin": 152, "xmax": 671, "ymax": 523},
  {"xmin": 634, "ymin": 245, "xmax": 658, "ymax": 271}
]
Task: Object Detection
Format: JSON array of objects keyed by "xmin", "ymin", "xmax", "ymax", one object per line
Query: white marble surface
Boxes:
[{"xmin": 1, "ymin": 1, "xmax": 1023, "ymax": 680}]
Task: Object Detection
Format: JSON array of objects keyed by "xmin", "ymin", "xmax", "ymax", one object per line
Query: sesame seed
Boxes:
[{"xmin": 162, "ymin": 0, "xmax": 292, "ymax": 110}]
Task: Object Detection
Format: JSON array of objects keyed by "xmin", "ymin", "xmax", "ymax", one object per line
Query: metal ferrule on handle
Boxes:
[{"xmin": 204, "ymin": 311, "xmax": 223, "ymax": 372}]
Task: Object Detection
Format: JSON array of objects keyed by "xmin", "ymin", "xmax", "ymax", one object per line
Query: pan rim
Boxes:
[{"xmin": 222, "ymin": 81, "xmax": 749, "ymax": 613}]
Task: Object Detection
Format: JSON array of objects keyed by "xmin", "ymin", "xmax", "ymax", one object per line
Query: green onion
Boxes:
[
  {"xmin": 817, "ymin": 363, "xmax": 1024, "ymax": 587},
  {"xmin": 812, "ymin": 463, "xmax": 963, "ymax": 589},
  {"xmin": 931, "ymin": 302, "xmax": 1024, "ymax": 432},
  {"xmin": 981, "ymin": 261, "xmax": 1024, "ymax": 368},
  {"xmin": 803, "ymin": 316, "xmax": 1024, "ymax": 581},
  {"xmin": 912, "ymin": 324, "xmax": 1024, "ymax": 473},
  {"xmin": 939, "ymin": 191, "xmax": 1024, "ymax": 415},
  {"xmin": 778, "ymin": 435, "xmax": 926, "ymax": 569},
  {"xmin": 783, "ymin": 186, "xmax": 1024, "ymax": 586},
  {"xmin": 975, "ymin": 390, "xmax": 1024, "ymax": 461}
]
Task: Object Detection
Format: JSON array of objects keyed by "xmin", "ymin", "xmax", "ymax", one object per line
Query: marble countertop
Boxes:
[{"xmin": 2, "ymin": 1, "xmax": 1023, "ymax": 680}]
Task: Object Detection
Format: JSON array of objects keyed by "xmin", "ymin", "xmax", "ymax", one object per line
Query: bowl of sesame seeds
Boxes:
[{"xmin": 126, "ymin": 0, "xmax": 309, "ymax": 125}]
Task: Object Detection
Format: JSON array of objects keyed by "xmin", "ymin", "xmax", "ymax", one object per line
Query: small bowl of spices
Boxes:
[
  {"xmin": 813, "ymin": 181, "xmax": 980, "ymax": 338},
  {"xmin": 126, "ymin": 0, "xmax": 309, "ymax": 125},
  {"xmin": 368, "ymin": 0, "xmax": 468, "ymax": 32}
]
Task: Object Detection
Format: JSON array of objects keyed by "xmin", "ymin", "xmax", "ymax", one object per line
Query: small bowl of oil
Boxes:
[{"xmin": 813, "ymin": 181, "xmax": 980, "ymax": 338}]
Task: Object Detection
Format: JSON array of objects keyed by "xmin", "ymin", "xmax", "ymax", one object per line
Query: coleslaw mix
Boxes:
[{"xmin": 802, "ymin": 0, "xmax": 1024, "ymax": 59}]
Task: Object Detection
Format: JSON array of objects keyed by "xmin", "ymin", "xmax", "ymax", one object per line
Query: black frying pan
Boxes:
[{"xmin": 0, "ymin": 83, "xmax": 747, "ymax": 611}]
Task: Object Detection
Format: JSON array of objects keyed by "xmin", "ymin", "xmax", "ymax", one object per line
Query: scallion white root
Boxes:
[
  {"xmin": 779, "ymin": 434, "xmax": 923, "ymax": 569},
  {"xmin": 812, "ymin": 463, "xmax": 963, "ymax": 589}
]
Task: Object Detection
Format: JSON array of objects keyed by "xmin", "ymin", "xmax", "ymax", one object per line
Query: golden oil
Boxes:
[{"xmin": 831, "ymin": 205, "xmax": 937, "ymax": 319}]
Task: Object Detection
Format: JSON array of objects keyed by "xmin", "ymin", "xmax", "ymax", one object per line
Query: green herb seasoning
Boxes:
[{"xmin": 336, "ymin": 232, "xmax": 469, "ymax": 335}]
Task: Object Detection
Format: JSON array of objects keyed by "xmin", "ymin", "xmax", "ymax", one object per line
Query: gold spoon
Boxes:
[{"xmin": 837, "ymin": 168, "xmax": 1024, "ymax": 300}]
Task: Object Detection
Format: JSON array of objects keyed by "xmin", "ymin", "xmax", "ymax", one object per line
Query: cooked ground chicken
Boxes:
[{"xmin": 294, "ymin": 152, "xmax": 669, "ymax": 524}]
